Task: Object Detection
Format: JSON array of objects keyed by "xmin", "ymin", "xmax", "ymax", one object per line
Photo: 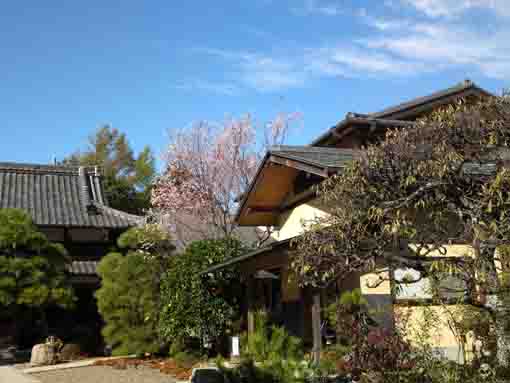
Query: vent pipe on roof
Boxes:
[
  {"xmin": 93, "ymin": 166, "xmax": 106, "ymax": 205},
  {"xmin": 78, "ymin": 167, "xmax": 94, "ymax": 210}
]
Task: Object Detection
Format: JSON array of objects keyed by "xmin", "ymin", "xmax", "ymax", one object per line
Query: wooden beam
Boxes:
[
  {"xmin": 311, "ymin": 291, "xmax": 322, "ymax": 364},
  {"xmin": 247, "ymin": 277, "xmax": 256, "ymax": 335},
  {"xmin": 280, "ymin": 189, "xmax": 316, "ymax": 212},
  {"xmin": 269, "ymin": 155, "xmax": 328, "ymax": 178},
  {"xmin": 331, "ymin": 126, "xmax": 354, "ymax": 142},
  {"xmin": 247, "ymin": 206, "xmax": 280, "ymax": 214},
  {"xmin": 349, "ymin": 117, "xmax": 417, "ymax": 128},
  {"xmin": 328, "ymin": 117, "xmax": 417, "ymax": 144},
  {"xmin": 331, "ymin": 127, "xmax": 350, "ymax": 139}
]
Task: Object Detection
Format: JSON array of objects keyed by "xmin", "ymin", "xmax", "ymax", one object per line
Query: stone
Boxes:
[
  {"xmin": 0, "ymin": 346, "xmax": 16, "ymax": 363},
  {"xmin": 30, "ymin": 343, "xmax": 58, "ymax": 366},
  {"xmin": 190, "ymin": 367, "xmax": 227, "ymax": 383},
  {"xmin": 59, "ymin": 343, "xmax": 82, "ymax": 361},
  {"xmin": 0, "ymin": 336, "xmax": 14, "ymax": 346}
]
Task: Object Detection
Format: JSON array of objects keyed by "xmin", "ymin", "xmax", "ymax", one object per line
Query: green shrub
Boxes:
[
  {"xmin": 241, "ymin": 311, "xmax": 307, "ymax": 383},
  {"xmin": 0, "ymin": 209, "xmax": 75, "ymax": 345},
  {"xmin": 217, "ymin": 357, "xmax": 291, "ymax": 383},
  {"xmin": 168, "ymin": 337, "xmax": 185, "ymax": 357},
  {"xmin": 95, "ymin": 225, "xmax": 172, "ymax": 356},
  {"xmin": 96, "ymin": 252, "xmax": 161, "ymax": 356},
  {"xmin": 173, "ymin": 351, "xmax": 202, "ymax": 368},
  {"xmin": 159, "ymin": 238, "xmax": 246, "ymax": 352}
]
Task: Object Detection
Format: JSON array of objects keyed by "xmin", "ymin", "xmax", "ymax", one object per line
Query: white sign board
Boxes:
[{"xmin": 231, "ymin": 336, "xmax": 240, "ymax": 357}]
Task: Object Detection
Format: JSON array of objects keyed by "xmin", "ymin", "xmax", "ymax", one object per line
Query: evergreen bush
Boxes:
[
  {"xmin": 0, "ymin": 208, "xmax": 75, "ymax": 344},
  {"xmin": 95, "ymin": 225, "xmax": 172, "ymax": 356},
  {"xmin": 241, "ymin": 311, "xmax": 307, "ymax": 383},
  {"xmin": 159, "ymin": 238, "xmax": 245, "ymax": 354}
]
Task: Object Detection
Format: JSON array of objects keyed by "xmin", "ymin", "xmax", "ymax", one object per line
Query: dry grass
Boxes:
[{"xmin": 94, "ymin": 357, "xmax": 197, "ymax": 381}]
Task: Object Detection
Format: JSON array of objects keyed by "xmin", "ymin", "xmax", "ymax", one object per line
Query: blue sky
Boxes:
[{"xmin": 1, "ymin": 1, "xmax": 509, "ymax": 168}]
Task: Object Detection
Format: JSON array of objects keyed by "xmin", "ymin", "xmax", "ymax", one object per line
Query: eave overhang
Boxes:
[
  {"xmin": 200, "ymin": 237, "xmax": 294, "ymax": 275},
  {"xmin": 235, "ymin": 146, "xmax": 355, "ymax": 226}
]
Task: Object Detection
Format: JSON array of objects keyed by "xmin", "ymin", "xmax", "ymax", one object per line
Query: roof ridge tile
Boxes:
[{"xmin": 269, "ymin": 145, "xmax": 357, "ymax": 154}]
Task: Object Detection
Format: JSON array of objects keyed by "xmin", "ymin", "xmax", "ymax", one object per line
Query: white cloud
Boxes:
[
  {"xmin": 305, "ymin": 46, "xmax": 427, "ymax": 77},
  {"xmin": 360, "ymin": 21, "xmax": 510, "ymax": 78},
  {"xmin": 402, "ymin": 0, "xmax": 478, "ymax": 18},
  {"xmin": 186, "ymin": 1, "xmax": 510, "ymax": 94},
  {"xmin": 293, "ymin": 0, "xmax": 345, "ymax": 16},
  {"xmin": 358, "ymin": 11, "xmax": 411, "ymax": 31},
  {"xmin": 196, "ymin": 45, "xmax": 429, "ymax": 92},
  {"xmin": 174, "ymin": 79, "xmax": 240, "ymax": 96},
  {"xmin": 401, "ymin": 0, "xmax": 510, "ymax": 18},
  {"xmin": 198, "ymin": 48, "xmax": 308, "ymax": 92},
  {"xmin": 239, "ymin": 56, "xmax": 308, "ymax": 91}
]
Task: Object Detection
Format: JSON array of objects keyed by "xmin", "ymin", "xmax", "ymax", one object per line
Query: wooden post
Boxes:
[
  {"xmin": 247, "ymin": 276, "xmax": 255, "ymax": 335},
  {"xmin": 311, "ymin": 291, "xmax": 322, "ymax": 364}
]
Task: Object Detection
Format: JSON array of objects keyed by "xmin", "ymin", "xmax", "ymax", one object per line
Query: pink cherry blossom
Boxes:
[{"xmin": 152, "ymin": 113, "xmax": 301, "ymax": 237}]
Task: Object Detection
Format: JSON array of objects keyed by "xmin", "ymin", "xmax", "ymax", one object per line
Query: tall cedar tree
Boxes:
[
  {"xmin": 64, "ymin": 125, "xmax": 156, "ymax": 214},
  {"xmin": 95, "ymin": 225, "xmax": 174, "ymax": 356},
  {"xmin": 292, "ymin": 95, "xmax": 510, "ymax": 365},
  {"xmin": 0, "ymin": 209, "xmax": 75, "ymax": 341}
]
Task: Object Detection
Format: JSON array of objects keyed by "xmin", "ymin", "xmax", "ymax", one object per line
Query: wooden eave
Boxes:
[
  {"xmin": 200, "ymin": 237, "xmax": 294, "ymax": 275},
  {"xmin": 269, "ymin": 154, "xmax": 333, "ymax": 178},
  {"xmin": 235, "ymin": 154, "xmax": 337, "ymax": 226}
]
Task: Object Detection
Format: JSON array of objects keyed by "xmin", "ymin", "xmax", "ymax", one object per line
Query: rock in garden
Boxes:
[
  {"xmin": 0, "ymin": 346, "xmax": 16, "ymax": 362},
  {"xmin": 30, "ymin": 343, "xmax": 58, "ymax": 366},
  {"xmin": 59, "ymin": 343, "xmax": 82, "ymax": 361}
]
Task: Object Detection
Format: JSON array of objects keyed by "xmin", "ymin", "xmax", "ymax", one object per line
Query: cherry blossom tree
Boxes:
[{"xmin": 152, "ymin": 113, "xmax": 301, "ymax": 244}]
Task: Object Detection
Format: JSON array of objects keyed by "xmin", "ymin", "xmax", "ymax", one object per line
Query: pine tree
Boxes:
[
  {"xmin": 64, "ymin": 125, "xmax": 156, "ymax": 214},
  {"xmin": 95, "ymin": 225, "xmax": 173, "ymax": 355},
  {"xmin": 0, "ymin": 209, "xmax": 75, "ymax": 342}
]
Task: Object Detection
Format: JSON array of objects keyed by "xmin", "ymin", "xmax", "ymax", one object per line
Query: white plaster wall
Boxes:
[{"xmin": 270, "ymin": 201, "xmax": 329, "ymax": 241}]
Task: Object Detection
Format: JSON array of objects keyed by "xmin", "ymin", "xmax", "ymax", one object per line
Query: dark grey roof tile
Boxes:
[
  {"xmin": 269, "ymin": 145, "xmax": 356, "ymax": 169},
  {"xmin": 311, "ymin": 80, "xmax": 492, "ymax": 146},
  {"xmin": 370, "ymin": 80, "xmax": 491, "ymax": 119},
  {"xmin": 68, "ymin": 260, "xmax": 99, "ymax": 275},
  {"xmin": 0, "ymin": 162, "xmax": 141, "ymax": 228}
]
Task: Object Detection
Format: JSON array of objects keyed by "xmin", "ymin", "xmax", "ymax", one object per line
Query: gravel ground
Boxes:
[{"xmin": 33, "ymin": 365, "xmax": 178, "ymax": 383}]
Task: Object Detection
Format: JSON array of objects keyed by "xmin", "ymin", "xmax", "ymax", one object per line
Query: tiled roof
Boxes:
[
  {"xmin": 68, "ymin": 260, "xmax": 98, "ymax": 275},
  {"xmin": 370, "ymin": 79, "xmax": 491, "ymax": 119},
  {"xmin": 311, "ymin": 80, "xmax": 492, "ymax": 146},
  {"xmin": 0, "ymin": 162, "xmax": 141, "ymax": 228},
  {"xmin": 269, "ymin": 146, "xmax": 356, "ymax": 170},
  {"xmin": 156, "ymin": 212, "xmax": 271, "ymax": 251},
  {"xmin": 201, "ymin": 237, "xmax": 293, "ymax": 274}
]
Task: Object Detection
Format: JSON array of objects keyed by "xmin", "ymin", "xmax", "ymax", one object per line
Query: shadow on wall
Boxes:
[{"xmin": 364, "ymin": 294, "xmax": 394, "ymax": 330}]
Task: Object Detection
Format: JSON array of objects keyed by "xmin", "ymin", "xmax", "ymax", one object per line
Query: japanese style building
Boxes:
[
  {"xmin": 203, "ymin": 80, "xmax": 493, "ymax": 362},
  {"xmin": 0, "ymin": 162, "xmax": 140, "ymax": 350}
]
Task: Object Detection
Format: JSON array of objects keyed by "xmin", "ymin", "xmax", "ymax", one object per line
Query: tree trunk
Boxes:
[
  {"xmin": 311, "ymin": 292, "xmax": 322, "ymax": 364},
  {"xmin": 246, "ymin": 277, "xmax": 255, "ymax": 335},
  {"xmin": 477, "ymin": 243, "xmax": 510, "ymax": 365},
  {"xmin": 486, "ymin": 295, "xmax": 510, "ymax": 365}
]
